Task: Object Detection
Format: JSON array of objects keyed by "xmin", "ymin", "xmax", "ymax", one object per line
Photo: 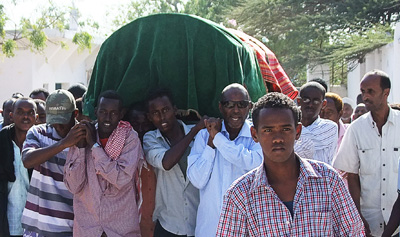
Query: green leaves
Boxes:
[{"xmin": 72, "ymin": 31, "xmax": 92, "ymax": 53}]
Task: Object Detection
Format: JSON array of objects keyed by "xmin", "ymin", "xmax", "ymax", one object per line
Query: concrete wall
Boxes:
[
  {"xmin": 347, "ymin": 22, "xmax": 400, "ymax": 103},
  {"xmin": 0, "ymin": 29, "xmax": 102, "ymax": 105}
]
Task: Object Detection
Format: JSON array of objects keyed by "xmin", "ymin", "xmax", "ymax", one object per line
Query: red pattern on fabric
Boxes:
[
  {"xmin": 103, "ymin": 120, "xmax": 146, "ymax": 220},
  {"xmin": 230, "ymin": 29, "xmax": 298, "ymax": 99}
]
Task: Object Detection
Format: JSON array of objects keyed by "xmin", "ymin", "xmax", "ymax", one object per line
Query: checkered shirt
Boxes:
[{"xmin": 216, "ymin": 158, "xmax": 365, "ymax": 236}]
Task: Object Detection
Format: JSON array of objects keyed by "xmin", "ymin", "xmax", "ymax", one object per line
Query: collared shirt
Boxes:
[
  {"xmin": 337, "ymin": 119, "xmax": 348, "ymax": 151},
  {"xmin": 334, "ymin": 108, "xmax": 400, "ymax": 236},
  {"xmin": 64, "ymin": 128, "xmax": 143, "ymax": 237},
  {"xmin": 143, "ymin": 120, "xmax": 199, "ymax": 236},
  {"xmin": 7, "ymin": 141, "xmax": 29, "ymax": 235},
  {"xmin": 297, "ymin": 117, "xmax": 338, "ymax": 165},
  {"xmin": 294, "ymin": 126, "xmax": 314, "ymax": 160},
  {"xmin": 216, "ymin": 158, "xmax": 365, "ymax": 236},
  {"xmin": 21, "ymin": 124, "xmax": 74, "ymax": 237},
  {"xmin": 187, "ymin": 120, "xmax": 263, "ymax": 237}
]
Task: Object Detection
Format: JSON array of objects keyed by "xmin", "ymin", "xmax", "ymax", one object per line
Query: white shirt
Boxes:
[
  {"xmin": 143, "ymin": 120, "xmax": 199, "ymax": 236},
  {"xmin": 297, "ymin": 117, "xmax": 338, "ymax": 165},
  {"xmin": 187, "ymin": 120, "xmax": 263, "ymax": 237},
  {"xmin": 334, "ymin": 108, "xmax": 400, "ymax": 236}
]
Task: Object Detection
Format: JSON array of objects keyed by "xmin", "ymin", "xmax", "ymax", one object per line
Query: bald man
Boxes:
[{"xmin": 187, "ymin": 83, "xmax": 263, "ymax": 237}]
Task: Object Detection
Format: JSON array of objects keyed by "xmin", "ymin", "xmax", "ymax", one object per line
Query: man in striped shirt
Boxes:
[
  {"xmin": 296, "ymin": 82, "xmax": 338, "ymax": 164},
  {"xmin": 21, "ymin": 90, "xmax": 85, "ymax": 237}
]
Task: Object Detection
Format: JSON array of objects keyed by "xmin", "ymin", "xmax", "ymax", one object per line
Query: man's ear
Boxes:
[
  {"xmin": 9, "ymin": 112, "xmax": 13, "ymax": 120},
  {"xmin": 73, "ymin": 109, "xmax": 79, "ymax": 119},
  {"xmin": 295, "ymin": 122, "xmax": 302, "ymax": 140},
  {"xmin": 321, "ymin": 99, "xmax": 327, "ymax": 109},
  {"xmin": 383, "ymin": 88, "xmax": 390, "ymax": 97},
  {"xmin": 120, "ymin": 108, "xmax": 127, "ymax": 119},
  {"xmin": 218, "ymin": 102, "xmax": 223, "ymax": 114},
  {"xmin": 250, "ymin": 126, "xmax": 258, "ymax": 143}
]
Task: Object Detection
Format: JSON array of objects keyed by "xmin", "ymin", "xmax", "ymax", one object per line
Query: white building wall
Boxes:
[
  {"xmin": 347, "ymin": 22, "xmax": 400, "ymax": 104},
  {"xmin": 0, "ymin": 29, "xmax": 102, "ymax": 105}
]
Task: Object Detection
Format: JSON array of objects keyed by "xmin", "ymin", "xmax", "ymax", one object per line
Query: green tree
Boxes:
[
  {"xmin": 231, "ymin": 0, "xmax": 399, "ymax": 86},
  {"xmin": 0, "ymin": 1, "xmax": 94, "ymax": 58}
]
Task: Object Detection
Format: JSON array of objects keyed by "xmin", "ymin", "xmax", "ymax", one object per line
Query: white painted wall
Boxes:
[
  {"xmin": 0, "ymin": 29, "xmax": 102, "ymax": 105},
  {"xmin": 347, "ymin": 22, "xmax": 400, "ymax": 103}
]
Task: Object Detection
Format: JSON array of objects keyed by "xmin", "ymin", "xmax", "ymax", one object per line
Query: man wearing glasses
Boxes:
[
  {"xmin": 187, "ymin": 83, "xmax": 263, "ymax": 237},
  {"xmin": 296, "ymin": 82, "xmax": 338, "ymax": 165}
]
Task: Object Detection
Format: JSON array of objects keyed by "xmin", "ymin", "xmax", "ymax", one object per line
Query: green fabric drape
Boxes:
[{"xmin": 84, "ymin": 13, "xmax": 266, "ymax": 118}]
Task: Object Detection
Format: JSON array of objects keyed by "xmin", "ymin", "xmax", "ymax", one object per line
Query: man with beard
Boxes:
[
  {"xmin": 334, "ymin": 70, "xmax": 400, "ymax": 236},
  {"xmin": 187, "ymin": 83, "xmax": 263, "ymax": 237}
]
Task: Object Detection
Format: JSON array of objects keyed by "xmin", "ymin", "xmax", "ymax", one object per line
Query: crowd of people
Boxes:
[{"xmin": 0, "ymin": 69, "xmax": 399, "ymax": 237}]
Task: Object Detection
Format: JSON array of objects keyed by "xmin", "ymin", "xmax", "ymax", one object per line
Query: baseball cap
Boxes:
[{"xmin": 46, "ymin": 89, "xmax": 76, "ymax": 125}]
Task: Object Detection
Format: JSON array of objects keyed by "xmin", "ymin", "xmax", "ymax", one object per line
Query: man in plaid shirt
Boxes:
[{"xmin": 216, "ymin": 92, "xmax": 365, "ymax": 236}]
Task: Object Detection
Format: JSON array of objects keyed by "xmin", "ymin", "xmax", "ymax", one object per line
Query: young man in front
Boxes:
[
  {"xmin": 64, "ymin": 90, "xmax": 143, "ymax": 236},
  {"xmin": 21, "ymin": 90, "xmax": 83, "ymax": 237},
  {"xmin": 0, "ymin": 98, "xmax": 37, "ymax": 237},
  {"xmin": 216, "ymin": 92, "xmax": 365, "ymax": 236}
]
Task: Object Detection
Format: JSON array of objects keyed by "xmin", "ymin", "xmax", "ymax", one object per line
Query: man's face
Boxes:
[
  {"xmin": 297, "ymin": 87, "xmax": 326, "ymax": 122},
  {"xmin": 251, "ymin": 108, "xmax": 301, "ymax": 164},
  {"xmin": 128, "ymin": 109, "xmax": 154, "ymax": 141},
  {"xmin": 96, "ymin": 97, "xmax": 123, "ymax": 138},
  {"xmin": 36, "ymin": 103, "xmax": 46, "ymax": 125},
  {"xmin": 147, "ymin": 96, "xmax": 177, "ymax": 134},
  {"xmin": 360, "ymin": 75, "xmax": 389, "ymax": 112},
  {"xmin": 353, "ymin": 104, "xmax": 368, "ymax": 120},
  {"xmin": 10, "ymin": 100, "xmax": 37, "ymax": 132},
  {"xmin": 219, "ymin": 88, "xmax": 251, "ymax": 132},
  {"xmin": 321, "ymin": 98, "xmax": 341, "ymax": 124},
  {"xmin": 2, "ymin": 100, "xmax": 15, "ymax": 126},
  {"xmin": 342, "ymin": 103, "xmax": 353, "ymax": 120},
  {"xmin": 30, "ymin": 92, "xmax": 47, "ymax": 101},
  {"xmin": 52, "ymin": 114, "xmax": 75, "ymax": 138}
]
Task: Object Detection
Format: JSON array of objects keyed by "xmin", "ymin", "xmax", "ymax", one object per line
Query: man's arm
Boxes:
[
  {"xmin": 382, "ymin": 194, "xmax": 400, "ymax": 236},
  {"xmin": 23, "ymin": 124, "xmax": 86, "ymax": 169},
  {"xmin": 186, "ymin": 129, "xmax": 216, "ymax": 189},
  {"xmin": 331, "ymin": 170, "xmax": 365, "ymax": 236},
  {"xmin": 347, "ymin": 173, "xmax": 372, "ymax": 236},
  {"xmin": 216, "ymin": 187, "xmax": 248, "ymax": 237},
  {"xmin": 64, "ymin": 146, "xmax": 87, "ymax": 194},
  {"xmin": 92, "ymin": 130, "xmax": 143, "ymax": 190},
  {"xmin": 161, "ymin": 119, "xmax": 205, "ymax": 170}
]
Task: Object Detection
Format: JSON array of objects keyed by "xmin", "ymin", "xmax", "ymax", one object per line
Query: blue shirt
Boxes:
[
  {"xmin": 7, "ymin": 141, "xmax": 29, "ymax": 235},
  {"xmin": 187, "ymin": 120, "xmax": 263, "ymax": 237}
]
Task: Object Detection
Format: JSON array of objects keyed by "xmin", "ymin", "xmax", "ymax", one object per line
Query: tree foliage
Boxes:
[
  {"xmin": 0, "ymin": 1, "xmax": 93, "ymax": 58},
  {"xmin": 231, "ymin": 0, "xmax": 400, "ymax": 85}
]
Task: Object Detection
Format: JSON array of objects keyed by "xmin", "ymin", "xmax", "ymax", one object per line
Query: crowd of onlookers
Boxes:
[{"xmin": 0, "ymin": 69, "xmax": 399, "ymax": 237}]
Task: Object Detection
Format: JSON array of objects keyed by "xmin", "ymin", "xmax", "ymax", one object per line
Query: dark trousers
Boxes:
[{"xmin": 154, "ymin": 221, "xmax": 189, "ymax": 237}]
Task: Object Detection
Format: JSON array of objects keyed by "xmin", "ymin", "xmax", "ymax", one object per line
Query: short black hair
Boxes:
[
  {"xmin": 29, "ymin": 88, "xmax": 49, "ymax": 99},
  {"xmin": 364, "ymin": 69, "xmax": 391, "ymax": 90},
  {"xmin": 252, "ymin": 92, "xmax": 301, "ymax": 129},
  {"xmin": 97, "ymin": 90, "xmax": 123, "ymax": 109},
  {"xmin": 12, "ymin": 97, "xmax": 37, "ymax": 113},
  {"xmin": 12, "ymin": 92, "xmax": 24, "ymax": 99},
  {"xmin": 2, "ymin": 98, "xmax": 16, "ymax": 110},
  {"xmin": 68, "ymin": 83, "xmax": 87, "ymax": 99},
  {"xmin": 145, "ymin": 88, "xmax": 174, "ymax": 112},
  {"xmin": 299, "ymin": 82, "xmax": 326, "ymax": 99},
  {"xmin": 309, "ymin": 78, "xmax": 328, "ymax": 92}
]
